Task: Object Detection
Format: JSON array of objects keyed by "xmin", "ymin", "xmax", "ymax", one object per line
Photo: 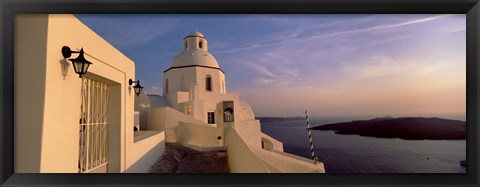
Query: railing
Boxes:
[{"xmin": 78, "ymin": 78, "xmax": 109, "ymax": 173}]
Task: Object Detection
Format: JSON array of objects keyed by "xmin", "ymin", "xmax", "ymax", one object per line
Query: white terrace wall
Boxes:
[
  {"xmin": 260, "ymin": 133, "xmax": 284, "ymax": 152},
  {"xmin": 225, "ymin": 126, "xmax": 324, "ymax": 173},
  {"xmin": 178, "ymin": 121, "xmax": 224, "ymax": 150},
  {"xmin": 257, "ymin": 149, "xmax": 325, "ymax": 173},
  {"xmin": 15, "ymin": 14, "xmax": 163, "ymax": 173},
  {"xmin": 232, "ymin": 119, "xmax": 262, "ymax": 149},
  {"xmin": 225, "ymin": 127, "xmax": 272, "ymax": 173},
  {"xmin": 126, "ymin": 131, "xmax": 165, "ymax": 173},
  {"xmin": 147, "ymin": 107, "xmax": 205, "ymax": 142}
]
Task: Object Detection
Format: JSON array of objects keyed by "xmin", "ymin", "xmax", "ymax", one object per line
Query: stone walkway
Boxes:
[{"xmin": 149, "ymin": 143, "xmax": 230, "ymax": 173}]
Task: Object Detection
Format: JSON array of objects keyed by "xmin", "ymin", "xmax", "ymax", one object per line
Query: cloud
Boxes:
[
  {"xmin": 341, "ymin": 56, "xmax": 409, "ymax": 79},
  {"xmin": 214, "ymin": 15, "xmax": 452, "ymax": 56},
  {"xmin": 246, "ymin": 62, "xmax": 300, "ymax": 87},
  {"xmin": 254, "ymin": 78, "xmax": 276, "ymax": 85},
  {"xmin": 445, "ymin": 28, "xmax": 466, "ymax": 34},
  {"xmin": 310, "ymin": 15, "xmax": 453, "ymax": 40},
  {"xmin": 247, "ymin": 63, "xmax": 283, "ymax": 80}
]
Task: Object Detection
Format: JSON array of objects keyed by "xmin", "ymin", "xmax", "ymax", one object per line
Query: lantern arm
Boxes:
[{"xmin": 62, "ymin": 46, "xmax": 85, "ymax": 58}]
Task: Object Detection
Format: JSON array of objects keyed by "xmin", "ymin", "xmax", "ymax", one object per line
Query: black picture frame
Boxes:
[{"xmin": 1, "ymin": 0, "xmax": 479, "ymax": 186}]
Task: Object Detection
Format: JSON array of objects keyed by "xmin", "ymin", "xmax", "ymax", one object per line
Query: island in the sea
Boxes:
[{"xmin": 310, "ymin": 117, "xmax": 466, "ymax": 140}]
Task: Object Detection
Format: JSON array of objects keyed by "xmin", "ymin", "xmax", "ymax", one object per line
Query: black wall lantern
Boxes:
[
  {"xmin": 62, "ymin": 46, "xmax": 92, "ymax": 78},
  {"xmin": 129, "ymin": 79, "xmax": 144, "ymax": 96}
]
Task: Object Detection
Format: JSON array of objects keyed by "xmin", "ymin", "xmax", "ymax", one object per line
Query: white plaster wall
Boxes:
[
  {"xmin": 125, "ymin": 131, "xmax": 165, "ymax": 173},
  {"xmin": 14, "ymin": 14, "xmax": 162, "ymax": 173},
  {"xmin": 177, "ymin": 91, "xmax": 190, "ymax": 104},
  {"xmin": 164, "ymin": 68, "xmax": 196, "ymax": 99},
  {"xmin": 213, "ymin": 98, "xmax": 323, "ymax": 173},
  {"xmin": 191, "ymin": 100, "xmax": 205, "ymax": 122},
  {"xmin": 184, "ymin": 35, "xmax": 208, "ymax": 51},
  {"xmin": 239, "ymin": 100, "xmax": 255, "ymax": 120},
  {"xmin": 178, "ymin": 121, "xmax": 223, "ymax": 149},
  {"xmin": 256, "ymin": 149, "xmax": 325, "ymax": 173},
  {"xmin": 197, "ymin": 93, "xmax": 243, "ymax": 124},
  {"xmin": 146, "ymin": 108, "xmax": 167, "ymax": 131},
  {"xmin": 225, "ymin": 127, "xmax": 270, "ymax": 173},
  {"xmin": 232, "ymin": 119, "xmax": 262, "ymax": 148},
  {"xmin": 45, "ymin": 14, "xmax": 135, "ymax": 173},
  {"xmin": 261, "ymin": 132, "xmax": 284, "ymax": 152},
  {"xmin": 194, "ymin": 67, "xmax": 225, "ymax": 94},
  {"xmin": 164, "ymin": 67, "xmax": 225, "ymax": 110},
  {"xmin": 147, "ymin": 107, "xmax": 205, "ymax": 142},
  {"xmin": 225, "ymin": 125, "xmax": 324, "ymax": 173}
]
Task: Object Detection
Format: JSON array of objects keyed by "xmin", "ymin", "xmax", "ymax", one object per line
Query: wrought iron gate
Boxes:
[{"xmin": 78, "ymin": 78, "xmax": 109, "ymax": 173}]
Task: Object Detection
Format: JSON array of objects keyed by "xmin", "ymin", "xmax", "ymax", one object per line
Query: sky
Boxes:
[{"xmin": 76, "ymin": 14, "xmax": 466, "ymax": 119}]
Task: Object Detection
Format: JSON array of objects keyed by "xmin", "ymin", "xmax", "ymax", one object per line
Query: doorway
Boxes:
[{"xmin": 78, "ymin": 78, "xmax": 109, "ymax": 173}]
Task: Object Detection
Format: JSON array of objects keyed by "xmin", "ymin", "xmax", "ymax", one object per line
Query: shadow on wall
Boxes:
[{"xmin": 59, "ymin": 59, "xmax": 69, "ymax": 79}]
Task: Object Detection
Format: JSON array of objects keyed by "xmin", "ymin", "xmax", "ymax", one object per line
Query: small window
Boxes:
[
  {"xmin": 165, "ymin": 79, "xmax": 169, "ymax": 94},
  {"xmin": 206, "ymin": 76, "xmax": 212, "ymax": 91},
  {"xmin": 199, "ymin": 41, "xmax": 203, "ymax": 49},
  {"xmin": 207, "ymin": 112, "xmax": 215, "ymax": 124},
  {"xmin": 185, "ymin": 105, "xmax": 192, "ymax": 116},
  {"xmin": 184, "ymin": 42, "xmax": 187, "ymax": 49}
]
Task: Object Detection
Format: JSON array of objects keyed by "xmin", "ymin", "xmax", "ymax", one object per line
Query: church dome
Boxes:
[
  {"xmin": 185, "ymin": 31, "xmax": 205, "ymax": 38},
  {"xmin": 169, "ymin": 31, "xmax": 220, "ymax": 69},
  {"xmin": 170, "ymin": 50, "xmax": 220, "ymax": 68}
]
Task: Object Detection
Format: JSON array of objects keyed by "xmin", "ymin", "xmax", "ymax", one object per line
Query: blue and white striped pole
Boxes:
[{"xmin": 305, "ymin": 110, "xmax": 319, "ymax": 164}]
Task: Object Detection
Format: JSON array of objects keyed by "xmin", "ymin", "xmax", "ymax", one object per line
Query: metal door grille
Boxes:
[{"xmin": 78, "ymin": 78, "xmax": 109, "ymax": 173}]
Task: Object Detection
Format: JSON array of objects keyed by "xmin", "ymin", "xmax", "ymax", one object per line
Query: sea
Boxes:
[{"xmin": 259, "ymin": 116, "xmax": 467, "ymax": 173}]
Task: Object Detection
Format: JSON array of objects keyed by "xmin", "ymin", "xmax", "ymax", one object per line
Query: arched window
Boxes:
[
  {"xmin": 184, "ymin": 42, "xmax": 187, "ymax": 50},
  {"xmin": 165, "ymin": 79, "xmax": 169, "ymax": 94},
  {"xmin": 205, "ymin": 75, "xmax": 212, "ymax": 91},
  {"xmin": 199, "ymin": 41, "xmax": 203, "ymax": 49}
]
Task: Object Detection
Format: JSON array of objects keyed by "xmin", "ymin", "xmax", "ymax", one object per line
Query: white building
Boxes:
[
  {"xmin": 142, "ymin": 31, "xmax": 326, "ymax": 173},
  {"xmin": 14, "ymin": 14, "xmax": 325, "ymax": 173},
  {"xmin": 14, "ymin": 14, "xmax": 165, "ymax": 173}
]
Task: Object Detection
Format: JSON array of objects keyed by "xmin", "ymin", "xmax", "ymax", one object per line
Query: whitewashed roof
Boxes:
[
  {"xmin": 186, "ymin": 31, "xmax": 205, "ymax": 38},
  {"xmin": 169, "ymin": 31, "xmax": 220, "ymax": 69},
  {"xmin": 170, "ymin": 50, "xmax": 220, "ymax": 68}
]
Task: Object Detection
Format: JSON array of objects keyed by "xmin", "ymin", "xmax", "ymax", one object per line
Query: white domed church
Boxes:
[
  {"xmin": 163, "ymin": 31, "xmax": 229, "ymax": 121},
  {"xmin": 140, "ymin": 31, "xmax": 325, "ymax": 173}
]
